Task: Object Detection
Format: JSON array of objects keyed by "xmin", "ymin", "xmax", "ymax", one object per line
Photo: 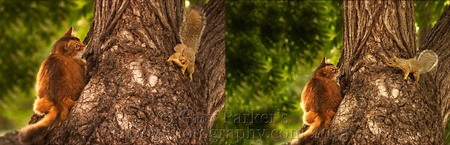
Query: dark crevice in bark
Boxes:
[{"xmin": 100, "ymin": 0, "xmax": 130, "ymax": 42}]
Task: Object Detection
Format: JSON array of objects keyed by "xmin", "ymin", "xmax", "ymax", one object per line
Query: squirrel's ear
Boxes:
[{"xmin": 63, "ymin": 27, "xmax": 73, "ymax": 37}]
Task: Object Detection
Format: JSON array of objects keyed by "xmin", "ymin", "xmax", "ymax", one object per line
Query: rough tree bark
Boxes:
[
  {"xmin": 425, "ymin": 6, "xmax": 450, "ymax": 130},
  {"xmin": 0, "ymin": 0, "xmax": 225, "ymax": 144},
  {"xmin": 295, "ymin": 1, "xmax": 450, "ymax": 145}
]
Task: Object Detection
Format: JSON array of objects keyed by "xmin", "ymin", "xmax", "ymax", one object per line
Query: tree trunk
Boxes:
[
  {"xmin": 423, "ymin": 6, "xmax": 450, "ymax": 129},
  {"xmin": 1, "ymin": 0, "xmax": 225, "ymax": 144},
  {"xmin": 295, "ymin": 1, "xmax": 449, "ymax": 144}
]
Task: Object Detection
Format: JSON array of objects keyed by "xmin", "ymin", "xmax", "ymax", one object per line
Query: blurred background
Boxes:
[{"xmin": 0, "ymin": 0, "xmax": 449, "ymax": 144}]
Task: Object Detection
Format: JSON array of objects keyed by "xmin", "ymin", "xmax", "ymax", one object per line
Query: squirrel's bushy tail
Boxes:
[
  {"xmin": 19, "ymin": 106, "xmax": 58, "ymax": 145},
  {"xmin": 418, "ymin": 50, "xmax": 438, "ymax": 72},
  {"xmin": 180, "ymin": 7, "xmax": 205, "ymax": 51}
]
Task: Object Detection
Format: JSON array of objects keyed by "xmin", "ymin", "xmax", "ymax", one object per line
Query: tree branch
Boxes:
[{"xmin": 419, "ymin": 6, "xmax": 450, "ymax": 128}]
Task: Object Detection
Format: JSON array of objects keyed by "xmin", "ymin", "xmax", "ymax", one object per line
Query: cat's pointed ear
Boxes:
[
  {"xmin": 320, "ymin": 57, "xmax": 327, "ymax": 65},
  {"xmin": 63, "ymin": 27, "xmax": 73, "ymax": 37}
]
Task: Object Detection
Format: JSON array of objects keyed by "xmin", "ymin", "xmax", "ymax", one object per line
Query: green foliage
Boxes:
[
  {"xmin": 188, "ymin": 0, "xmax": 208, "ymax": 6},
  {"xmin": 0, "ymin": 0, "xmax": 93, "ymax": 133},
  {"xmin": 414, "ymin": 1, "xmax": 446, "ymax": 28},
  {"xmin": 214, "ymin": 1, "xmax": 342, "ymax": 144},
  {"xmin": 414, "ymin": 1, "xmax": 447, "ymax": 44}
]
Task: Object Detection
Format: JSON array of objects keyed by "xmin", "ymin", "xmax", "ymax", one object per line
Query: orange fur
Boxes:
[
  {"xmin": 299, "ymin": 57, "xmax": 342, "ymax": 140},
  {"xmin": 19, "ymin": 27, "xmax": 86, "ymax": 145}
]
